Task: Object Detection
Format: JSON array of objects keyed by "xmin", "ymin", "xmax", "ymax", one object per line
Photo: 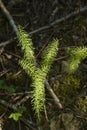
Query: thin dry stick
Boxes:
[
  {"xmin": 27, "ymin": 6, "xmax": 87, "ymax": 34},
  {"xmin": 0, "ymin": 99, "xmax": 17, "ymax": 110},
  {"xmin": 0, "ymin": 0, "xmax": 18, "ymax": 33},
  {"xmin": 45, "ymin": 80, "xmax": 63, "ymax": 109},
  {"xmin": 15, "ymin": 94, "xmax": 31, "ymax": 107},
  {"xmin": 0, "ymin": 38, "xmax": 15, "ymax": 47}
]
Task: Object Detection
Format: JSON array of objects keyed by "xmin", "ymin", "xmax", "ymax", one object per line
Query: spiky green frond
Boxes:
[
  {"xmin": 41, "ymin": 39, "xmax": 59, "ymax": 76},
  {"xmin": 19, "ymin": 59, "xmax": 36, "ymax": 77},
  {"xmin": 31, "ymin": 71, "xmax": 45, "ymax": 120},
  {"xmin": 17, "ymin": 26, "xmax": 35, "ymax": 62},
  {"xmin": 67, "ymin": 47, "xmax": 87, "ymax": 73},
  {"xmin": 17, "ymin": 26, "xmax": 46, "ymax": 120},
  {"xmin": 17, "ymin": 26, "xmax": 37, "ymax": 77}
]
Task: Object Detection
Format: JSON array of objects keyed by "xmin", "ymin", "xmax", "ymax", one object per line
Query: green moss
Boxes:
[
  {"xmin": 76, "ymin": 97, "xmax": 87, "ymax": 112},
  {"xmin": 59, "ymin": 75, "xmax": 80, "ymax": 103}
]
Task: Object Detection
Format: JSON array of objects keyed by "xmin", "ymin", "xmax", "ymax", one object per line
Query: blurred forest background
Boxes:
[{"xmin": 0, "ymin": 0, "xmax": 87, "ymax": 130}]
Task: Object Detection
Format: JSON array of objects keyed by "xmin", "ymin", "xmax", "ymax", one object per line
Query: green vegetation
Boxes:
[
  {"xmin": 9, "ymin": 112, "xmax": 22, "ymax": 122},
  {"xmin": 59, "ymin": 75, "xmax": 80, "ymax": 103},
  {"xmin": 17, "ymin": 26, "xmax": 59, "ymax": 121},
  {"xmin": 17, "ymin": 26, "xmax": 87, "ymax": 121},
  {"xmin": 67, "ymin": 47, "xmax": 87, "ymax": 73},
  {"xmin": 76, "ymin": 97, "xmax": 87, "ymax": 112},
  {"xmin": 9, "ymin": 106, "xmax": 26, "ymax": 121}
]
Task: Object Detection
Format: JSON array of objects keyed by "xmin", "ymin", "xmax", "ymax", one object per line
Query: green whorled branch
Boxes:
[
  {"xmin": 67, "ymin": 47, "xmax": 87, "ymax": 73},
  {"xmin": 31, "ymin": 71, "xmax": 46, "ymax": 120},
  {"xmin": 17, "ymin": 26, "xmax": 35, "ymax": 62},
  {"xmin": 41, "ymin": 39, "xmax": 59, "ymax": 77},
  {"xmin": 19, "ymin": 58, "xmax": 36, "ymax": 78}
]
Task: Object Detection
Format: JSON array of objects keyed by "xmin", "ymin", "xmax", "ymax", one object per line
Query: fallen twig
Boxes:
[
  {"xmin": 0, "ymin": 99, "xmax": 17, "ymax": 110},
  {"xmin": 45, "ymin": 80, "xmax": 63, "ymax": 109},
  {"xmin": 0, "ymin": 69, "xmax": 10, "ymax": 77},
  {"xmin": 0, "ymin": 0, "xmax": 18, "ymax": 33},
  {"xmin": 0, "ymin": 6, "xmax": 87, "ymax": 47},
  {"xmin": 15, "ymin": 94, "xmax": 31, "ymax": 107},
  {"xmin": 0, "ymin": 38, "xmax": 15, "ymax": 47}
]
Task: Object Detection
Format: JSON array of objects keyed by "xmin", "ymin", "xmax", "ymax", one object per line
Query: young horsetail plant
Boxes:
[{"xmin": 17, "ymin": 26, "xmax": 59, "ymax": 121}]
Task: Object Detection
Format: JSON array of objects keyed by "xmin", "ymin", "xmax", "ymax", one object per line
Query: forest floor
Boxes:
[{"xmin": 0, "ymin": 1, "xmax": 87, "ymax": 130}]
